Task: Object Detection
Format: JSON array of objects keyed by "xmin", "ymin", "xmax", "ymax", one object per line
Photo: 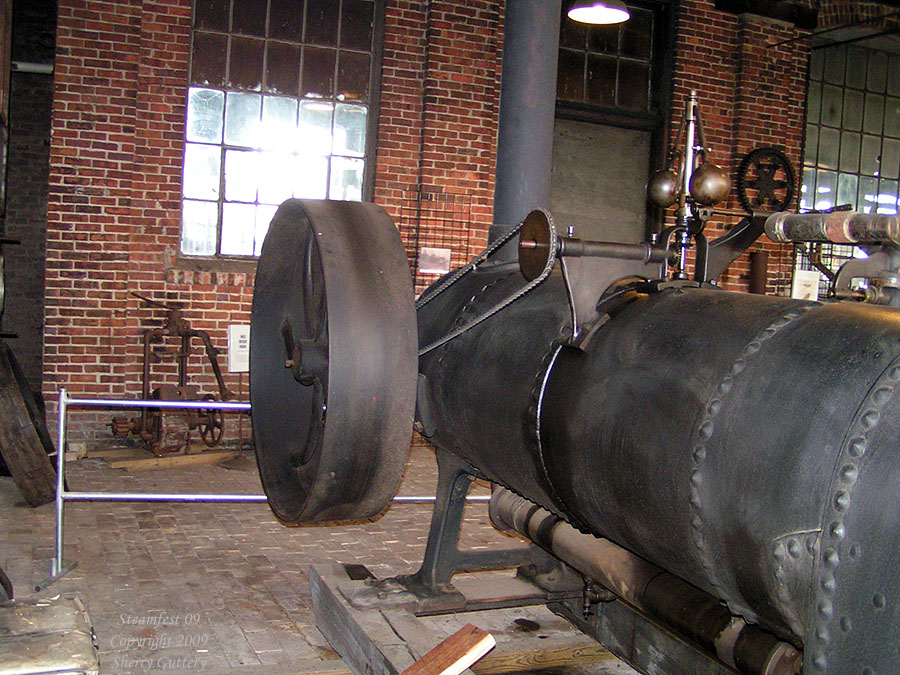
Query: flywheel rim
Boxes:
[{"xmin": 250, "ymin": 199, "xmax": 417, "ymax": 523}]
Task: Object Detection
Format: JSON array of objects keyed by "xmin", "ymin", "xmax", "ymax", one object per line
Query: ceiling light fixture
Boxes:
[{"xmin": 567, "ymin": 0, "xmax": 630, "ymax": 25}]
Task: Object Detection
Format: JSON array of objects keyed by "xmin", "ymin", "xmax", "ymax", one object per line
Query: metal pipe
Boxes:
[
  {"xmin": 53, "ymin": 389, "xmax": 68, "ymax": 577},
  {"xmin": 11, "ymin": 61, "xmax": 54, "ymax": 75},
  {"xmin": 490, "ymin": 0, "xmax": 562, "ymax": 256},
  {"xmin": 765, "ymin": 211, "xmax": 900, "ymax": 246},
  {"xmin": 489, "ymin": 487, "xmax": 801, "ymax": 675},
  {"xmin": 556, "ymin": 238, "xmax": 673, "ymax": 264},
  {"xmin": 65, "ymin": 396, "xmax": 251, "ymax": 411}
]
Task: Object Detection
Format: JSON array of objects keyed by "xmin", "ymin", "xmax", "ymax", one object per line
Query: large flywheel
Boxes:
[{"xmin": 250, "ymin": 199, "xmax": 417, "ymax": 523}]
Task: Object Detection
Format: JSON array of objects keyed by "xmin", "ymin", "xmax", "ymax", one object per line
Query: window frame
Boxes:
[{"xmin": 177, "ymin": 0, "xmax": 386, "ymax": 268}]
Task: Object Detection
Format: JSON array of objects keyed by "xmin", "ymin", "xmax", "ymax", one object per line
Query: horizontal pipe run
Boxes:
[
  {"xmin": 63, "ymin": 396, "xmax": 251, "ymax": 411},
  {"xmin": 557, "ymin": 238, "xmax": 673, "ymax": 264},
  {"xmin": 60, "ymin": 492, "xmax": 490, "ymax": 504},
  {"xmin": 490, "ymin": 488, "xmax": 800, "ymax": 675},
  {"xmin": 765, "ymin": 211, "xmax": 900, "ymax": 246}
]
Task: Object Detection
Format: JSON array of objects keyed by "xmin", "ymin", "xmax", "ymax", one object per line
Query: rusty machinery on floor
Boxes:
[{"xmin": 111, "ymin": 293, "xmax": 234, "ymax": 455}]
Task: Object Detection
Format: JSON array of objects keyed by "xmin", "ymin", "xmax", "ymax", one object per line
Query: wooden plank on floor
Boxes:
[
  {"xmin": 106, "ymin": 449, "xmax": 238, "ymax": 471},
  {"xmin": 0, "ymin": 342, "xmax": 56, "ymax": 506}
]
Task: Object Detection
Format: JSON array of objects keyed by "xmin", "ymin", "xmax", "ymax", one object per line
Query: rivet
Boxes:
[
  {"xmin": 818, "ymin": 600, "xmax": 833, "ymax": 618},
  {"xmin": 849, "ymin": 543, "xmax": 861, "ymax": 559},
  {"xmin": 872, "ymin": 385, "xmax": 893, "ymax": 405},
  {"xmin": 839, "ymin": 615, "xmax": 852, "ymax": 632},
  {"xmin": 841, "ymin": 464, "xmax": 859, "ymax": 484},
  {"xmin": 763, "ymin": 326, "xmax": 778, "ymax": 337},
  {"xmin": 848, "ymin": 437, "xmax": 867, "ymax": 457},
  {"xmin": 811, "ymin": 653, "xmax": 827, "ymax": 670},
  {"xmin": 777, "ymin": 587, "xmax": 791, "ymax": 602},
  {"xmin": 835, "ymin": 491, "xmax": 851, "ymax": 512},
  {"xmin": 730, "ymin": 361, "xmax": 746, "ymax": 375},
  {"xmin": 691, "ymin": 470, "xmax": 703, "ymax": 487},
  {"xmin": 887, "ymin": 365, "xmax": 900, "ymax": 381},
  {"xmin": 787, "ymin": 539, "xmax": 802, "ymax": 558},
  {"xmin": 691, "ymin": 515, "xmax": 703, "ymax": 529},
  {"xmin": 690, "ymin": 490, "xmax": 701, "ymax": 509},
  {"xmin": 821, "ymin": 575, "xmax": 835, "ymax": 596},
  {"xmin": 873, "ymin": 593, "xmax": 886, "ymax": 610},
  {"xmin": 824, "ymin": 548, "xmax": 840, "ymax": 569},
  {"xmin": 861, "ymin": 409, "xmax": 880, "ymax": 430},
  {"xmin": 775, "ymin": 568, "xmax": 787, "ymax": 582},
  {"xmin": 773, "ymin": 542, "xmax": 787, "ymax": 561},
  {"xmin": 772, "ymin": 316, "xmax": 791, "ymax": 328},
  {"xmin": 707, "ymin": 398, "xmax": 722, "ymax": 416},
  {"xmin": 693, "ymin": 446, "xmax": 707, "ymax": 462},
  {"xmin": 829, "ymin": 521, "xmax": 845, "ymax": 541},
  {"xmin": 699, "ymin": 421, "xmax": 714, "ymax": 440},
  {"xmin": 815, "ymin": 626, "xmax": 830, "ymax": 643},
  {"xmin": 718, "ymin": 378, "xmax": 733, "ymax": 395},
  {"xmin": 745, "ymin": 340, "xmax": 761, "ymax": 354}
]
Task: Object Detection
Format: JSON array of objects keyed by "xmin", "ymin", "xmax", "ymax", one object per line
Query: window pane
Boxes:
[
  {"xmin": 882, "ymin": 138, "xmax": 900, "ymax": 180},
  {"xmin": 293, "ymin": 155, "xmax": 329, "ymax": 199},
  {"xmin": 815, "ymin": 169, "xmax": 837, "ymax": 210},
  {"xmin": 842, "ymin": 88, "xmax": 862, "ymax": 131},
  {"xmin": 586, "ymin": 54, "xmax": 616, "ymax": 106},
  {"xmin": 229, "ymin": 37, "xmax": 265, "ymax": 90},
  {"xmin": 183, "ymin": 143, "xmax": 221, "ymax": 199},
  {"xmin": 299, "ymin": 100, "xmax": 334, "ymax": 154},
  {"xmin": 821, "ymin": 84, "xmax": 842, "ymax": 127},
  {"xmin": 885, "ymin": 97, "xmax": 900, "ymax": 138},
  {"xmin": 233, "ymin": 0, "xmax": 267, "ymax": 37},
  {"xmin": 839, "ymin": 131, "xmax": 860, "ymax": 173},
  {"xmin": 588, "ymin": 24, "xmax": 618, "ymax": 54},
  {"xmin": 269, "ymin": 0, "xmax": 303, "ymax": 40},
  {"xmin": 846, "ymin": 47, "xmax": 867, "ymax": 88},
  {"xmin": 258, "ymin": 152, "xmax": 297, "ymax": 204},
  {"xmin": 194, "ymin": 0, "xmax": 229, "ymax": 32},
  {"xmin": 181, "ymin": 200, "xmax": 218, "ymax": 255},
  {"xmin": 807, "ymin": 81, "xmax": 821, "ymax": 124},
  {"xmin": 877, "ymin": 179, "xmax": 898, "ymax": 214},
  {"xmin": 261, "ymin": 95, "xmax": 299, "ymax": 150},
  {"xmin": 837, "ymin": 173, "xmax": 858, "ymax": 209},
  {"xmin": 863, "ymin": 93, "xmax": 884, "ymax": 135},
  {"xmin": 618, "ymin": 61, "xmax": 649, "ymax": 110},
  {"xmin": 809, "ymin": 48, "xmax": 824, "ymax": 81},
  {"xmin": 186, "ymin": 88, "xmax": 225, "ymax": 143},
  {"xmin": 221, "ymin": 203, "xmax": 257, "ymax": 255},
  {"xmin": 302, "ymin": 47, "xmax": 336, "ymax": 98},
  {"xmin": 334, "ymin": 103, "xmax": 367, "ymax": 156},
  {"xmin": 224, "ymin": 149, "xmax": 259, "ymax": 201},
  {"xmin": 868, "ymin": 51, "xmax": 888, "ymax": 93},
  {"xmin": 859, "ymin": 175, "xmax": 878, "ymax": 213},
  {"xmin": 861, "ymin": 135, "xmax": 881, "ymax": 176},
  {"xmin": 224, "ymin": 92, "xmax": 261, "ymax": 146},
  {"xmin": 330, "ymin": 156, "xmax": 364, "ymax": 201},
  {"xmin": 338, "ymin": 51, "xmax": 370, "ymax": 101},
  {"xmin": 266, "ymin": 42, "xmax": 300, "ymax": 95},
  {"xmin": 804, "ymin": 125, "xmax": 818, "ymax": 165},
  {"xmin": 191, "ymin": 32, "xmax": 228, "ymax": 87},
  {"xmin": 557, "ymin": 50, "xmax": 584, "ymax": 102},
  {"xmin": 560, "ymin": 14, "xmax": 586, "ymax": 49},
  {"xmin": 817, "ymin": 126, "xmax": 839, "ymax": 170},
  {"xmin": 306, "ymin": 0, "xmax": 339, "ymax": 46},
  {"xmin": 341, "ymin": 0, "xmax": 374, "ymax": 51},
  {"xmin": 800, "ymin": 167, "xmax": 816, "ymax": 211},
  {"xmin": 824, "ymin": 46, "xmax": 845, "ymax": 85},
  {"xmin": 889, "ymin": 55, "xmax": 900, "ymax": 96},
  {"xmin": 621, "ymin": 8, "xmax": 652, "ymax": 59}
]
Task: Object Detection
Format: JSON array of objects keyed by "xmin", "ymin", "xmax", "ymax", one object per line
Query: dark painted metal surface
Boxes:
[
  {"xmin": 417, "ymin": 273, "xmax": 900, "ymax": 672},
  {"xmin": 250, "ymin": 199, "xmax": 417, "ymax": 523}
]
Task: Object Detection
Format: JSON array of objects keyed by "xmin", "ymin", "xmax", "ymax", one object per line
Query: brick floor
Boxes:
[{"xmin": 0, "ymin": 445, "xmax": 633, "ymax": 674}]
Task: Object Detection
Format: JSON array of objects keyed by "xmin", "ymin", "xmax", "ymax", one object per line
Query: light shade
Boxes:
[{"xmin": 567, "ymin": 0, "xmax": 630, "ymax": 25}]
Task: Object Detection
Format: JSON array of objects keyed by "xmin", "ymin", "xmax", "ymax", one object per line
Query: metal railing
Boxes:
[{"xmin": 39, "ymin": 388, "xmax": 489, "ymax": 591}]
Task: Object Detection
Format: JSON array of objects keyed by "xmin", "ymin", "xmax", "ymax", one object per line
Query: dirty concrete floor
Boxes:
[{"xmin": 0, "ymin": 444, "xmax": 637, "ymax": 674}]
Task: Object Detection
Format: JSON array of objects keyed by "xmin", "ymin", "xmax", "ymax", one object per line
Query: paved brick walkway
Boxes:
[{"xmin": 0, "ymin": 445, "xmax": 634, "ymax": 674}]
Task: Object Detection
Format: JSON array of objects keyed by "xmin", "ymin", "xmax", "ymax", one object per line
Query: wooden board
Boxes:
[
  {"xmin": 88, "ymin": 446, "xmax": 238, "ymax": 472},
  {"xmin": 0, "ymin": 342, "xmax": 56, "ymax": 506},
  {"xmin": 311, "ymin": 563, "xmax": 626, "ymax": 675}
]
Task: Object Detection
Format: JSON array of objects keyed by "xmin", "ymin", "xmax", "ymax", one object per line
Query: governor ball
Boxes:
[
  {"xmin": 689, "ymin": 163, "xmax": 731, "ymax": 206},
  {"xmin": 647, "ymin": 169, "xmax": 678, "ymax": 208}
]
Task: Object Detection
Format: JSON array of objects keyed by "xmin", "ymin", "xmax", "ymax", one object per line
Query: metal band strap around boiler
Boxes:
[{"xmin": 416, "ymin": 209, "xmax": 559, "ymax": 356}]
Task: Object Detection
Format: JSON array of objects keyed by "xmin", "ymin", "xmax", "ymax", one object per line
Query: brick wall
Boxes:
[
  {"xmin": 670, "ymin": 0, "xmax": 809, "ymax": 294},
  {"xmin": 45, "ymin": 0, "xmax": 504, "ymax": 442}
]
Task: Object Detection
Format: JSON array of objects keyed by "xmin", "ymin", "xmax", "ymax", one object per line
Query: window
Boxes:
[
  {"xmin": 556, "ymin": 2, "xmax": 666, "ymax": 121},
  {"xmin": 180, "ymin": 0, "xmax": 382, "ymax": 258}
]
